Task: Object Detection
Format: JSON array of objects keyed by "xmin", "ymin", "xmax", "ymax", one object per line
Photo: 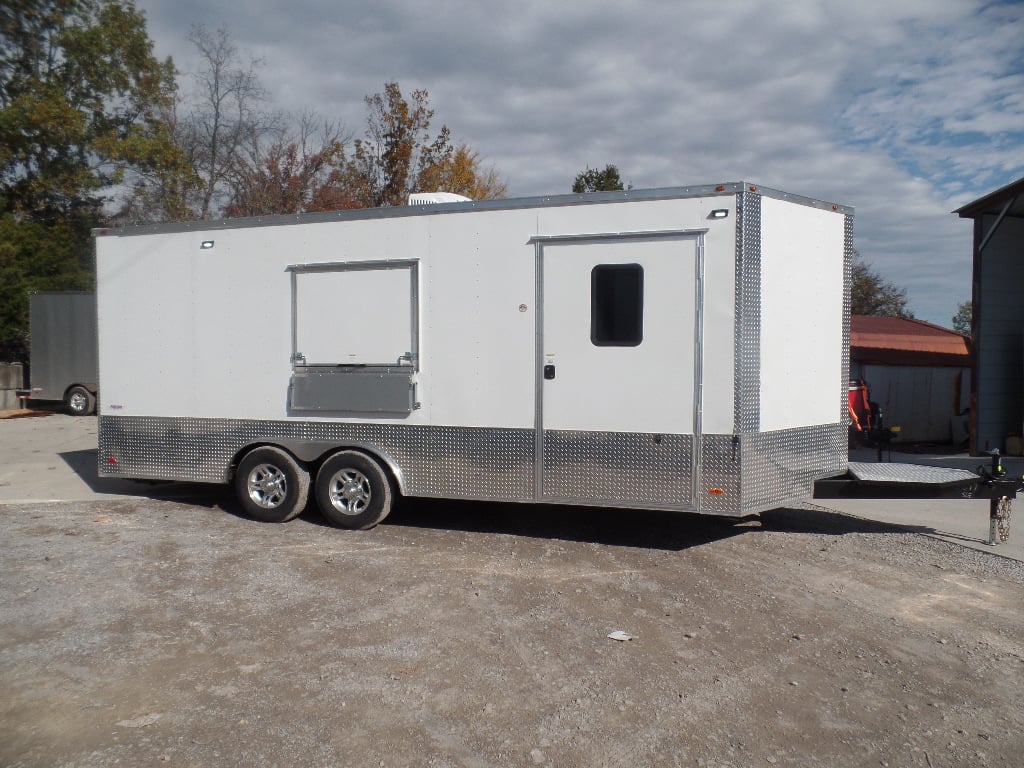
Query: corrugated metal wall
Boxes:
[
  {"xmin": 976, "ymin": 215, "xmax": 1024, "ymax": 453},
  {"xmin": 858, "ymin": 364, "xmax": 970, "ymax": 443}
]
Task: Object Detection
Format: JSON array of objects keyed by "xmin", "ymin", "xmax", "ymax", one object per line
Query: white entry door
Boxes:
[{"xmin": 538, "ymin": 232, "xmax": 702, "ymax": 504}]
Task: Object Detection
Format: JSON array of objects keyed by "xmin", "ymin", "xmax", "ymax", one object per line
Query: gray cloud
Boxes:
[{"xmin": 137, "ymin": 0, "xmax": 1023, "ymax": 325}]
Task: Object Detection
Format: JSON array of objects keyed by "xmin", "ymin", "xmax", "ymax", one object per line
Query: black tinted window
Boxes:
[{"xmin": 591, "ymin": 264, "xmax": 643, "ymax": 346}]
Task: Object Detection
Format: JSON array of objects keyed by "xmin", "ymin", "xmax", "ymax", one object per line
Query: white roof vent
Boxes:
[{"xmin": 408, "ymin": 192, "xmax": 473, "ymax": 205}]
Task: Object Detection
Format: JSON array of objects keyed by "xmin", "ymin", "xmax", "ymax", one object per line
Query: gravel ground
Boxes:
[{"xmin": 2, "ymin": 492, "xmax": 1023, "ymax": 768}]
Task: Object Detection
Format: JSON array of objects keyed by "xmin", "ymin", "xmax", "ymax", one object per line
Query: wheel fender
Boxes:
[
  {"xmin": 272, "ymin": 439, "xmax": 406, "ymax": 495},
  {"xmin": 229, "ymin": 440, "xmax": 405, "ymax": 495}
]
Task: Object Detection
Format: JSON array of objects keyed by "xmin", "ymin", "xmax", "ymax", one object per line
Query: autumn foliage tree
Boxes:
[
  {"xmin": 418, "ymin": 144, "xmax": 507, "ymax": 200},
  {"xmin": 224, "ymin": 114, "xmax": 347, "ymax": 216},
  {"xmin": 336, "ymin": 82, "xmax": 452, "ymax": 208}
]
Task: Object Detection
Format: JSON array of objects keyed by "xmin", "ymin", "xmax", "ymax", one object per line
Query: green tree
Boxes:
[
  {"xmin": 572, "ymin": 164, "xmax": 629, "ymax": 193},
  {"xmin": 952, "ymin": 300, "xmax": 972, "ymax": 335},
  {"xmin": 0, "ymin": 0, "xmax": 180, "ymax": 220},
  {"xmin": 851, "ymin": 253, "xmax": 913, "ymax": 318},
  {"xmin": 0, "ymin": 0, "xmax": 179, "ymax": 359},
  {"xmin": 0, "ymin": 214, "xmax": 92, "ymax": 360}
]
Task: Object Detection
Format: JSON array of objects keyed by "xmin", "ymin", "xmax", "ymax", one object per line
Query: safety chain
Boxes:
[{"xmin": 996, "ymin": 497, "xmax": 1012, "ymax": 543}]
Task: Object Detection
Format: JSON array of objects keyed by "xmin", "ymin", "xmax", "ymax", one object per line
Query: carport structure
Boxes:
[{"xmin": 955, "ymin": 176, "xmax": 1024, "ymax": 455}]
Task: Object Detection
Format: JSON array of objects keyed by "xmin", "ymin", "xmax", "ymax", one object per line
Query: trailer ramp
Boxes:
[{"xmin": 846, "ymin": 462, "xmax": 979, "ymax": 485}]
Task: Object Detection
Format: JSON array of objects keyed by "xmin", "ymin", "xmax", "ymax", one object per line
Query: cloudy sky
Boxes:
[{"xmin": 135, "ymin": 0, "xmax": 1023, "ymax": 327}]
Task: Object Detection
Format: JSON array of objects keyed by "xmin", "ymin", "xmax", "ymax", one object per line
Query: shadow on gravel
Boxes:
[
  {"xmin": 760, "ymin": 506, "xmax": 932, "ymax": 536},
  {"xmin": 378, "ymin": 500, "xmax": 937, "ymax": 550},
  {"xmin": 59, "ymin": 448, "xmax": 936, "ymax": 550},
  {"xmin": 381, "ymin": 497, "xmax": 758, "ymax": 551},
  {"xmin": 58, "ymin": 449, "xmax": 230, "ymax": 506}
]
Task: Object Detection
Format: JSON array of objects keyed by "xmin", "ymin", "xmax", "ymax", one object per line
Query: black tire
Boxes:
[
  {"xmin": 66, "ymin": 386, "xmax": 96, "ymax": 416},
  {"xmin": 235, "ymin": 446, "xmax": 310, "ymax": 523},
  {"xmin": 314, "ymin": 450, "xmax": 394, "ymax": 530}
]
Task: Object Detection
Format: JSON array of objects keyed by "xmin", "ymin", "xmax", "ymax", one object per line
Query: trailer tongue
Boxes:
[{"xmin": 813, "ymin": 452, "xmax": 1019, "ymax": 547}]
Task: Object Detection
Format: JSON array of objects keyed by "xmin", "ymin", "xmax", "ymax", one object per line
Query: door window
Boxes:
[{"xmin": 591, "ymin": 263, "xmax": 643, "ymax": 346}]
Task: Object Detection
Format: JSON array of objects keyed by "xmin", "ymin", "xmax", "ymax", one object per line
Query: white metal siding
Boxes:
[
  {"xmin": 96, "ymin": 191, "xmax": 843, "ymax": 443},
  {"xmin": 535, "ymin": 196, "xmax": 738, "ymax": 433},
  {"xmin": 758, "ymin": 197, "xmax": 845, "ymax": 431}
]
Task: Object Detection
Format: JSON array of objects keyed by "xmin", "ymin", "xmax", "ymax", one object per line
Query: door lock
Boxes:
[{"xmin": 543, "ymin": 364, "xmax": 556, "ymax": 380}]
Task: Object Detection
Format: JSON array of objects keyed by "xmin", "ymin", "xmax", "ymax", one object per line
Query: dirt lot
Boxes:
[{"xmin": 2, "ymin": 488, "xmax": 1023, "ymax": 768}]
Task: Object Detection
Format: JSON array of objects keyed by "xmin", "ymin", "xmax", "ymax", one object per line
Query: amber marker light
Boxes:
[{"xmin": 708, "ymin": 488, "xmax": 725, "ymax": 495}]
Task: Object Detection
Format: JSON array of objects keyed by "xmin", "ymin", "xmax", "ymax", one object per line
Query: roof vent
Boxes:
[{"xmin": 408, "ymin": 192, "xmax": 473, "ymax": 205}]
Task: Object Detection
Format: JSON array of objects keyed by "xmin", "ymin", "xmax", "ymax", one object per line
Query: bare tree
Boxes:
[{"xmin": 185, "ymin": 25, "xmax": 277, "ymax": 218}]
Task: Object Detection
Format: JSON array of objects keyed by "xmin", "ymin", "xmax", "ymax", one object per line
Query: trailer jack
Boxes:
[{"xmin": 988, "ymin": 497, "xmax": 1012, "ymax": 546}]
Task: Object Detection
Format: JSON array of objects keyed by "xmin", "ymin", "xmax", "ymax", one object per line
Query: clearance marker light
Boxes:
[
  {"xmin": 708, "ymin": 487, "xmax": 725, "ymax": 496},
  {"xmin": 106, "ymin": 457, "xmax": 118, "ymax": 464}
]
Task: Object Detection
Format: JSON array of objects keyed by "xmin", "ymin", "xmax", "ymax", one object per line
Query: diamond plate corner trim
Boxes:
[
  {"xmin": 842, "ymin": 213, "xmax": 854, "ymax": 422},
  {"xmin": 734, "ymin": 191, "xmax": 761, "ymax": 436},
  {"xmin": 739, "ymin": 424, "xmax": 846, "ymax": 513},
  {"xmin": 98, "ymin": 416, "xmax": 535, "ymax": 501},
  {"xmin": 697, "ymin": 434, "xmax": 743, "ymax": 513},
  {"xmin": 541, "ymin": 430, "xmax": 694, "ymax": 507}
]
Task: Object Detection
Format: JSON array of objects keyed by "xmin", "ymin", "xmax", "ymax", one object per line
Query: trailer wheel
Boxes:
[
  {"xmin": 235, "ymin": 447, "xmax": 310, "ymax": 523},
  {"xmin": 66, "ymin": 386, "xmax": 96, "ymax": 416},
  {"xmin": 315, "ymin": 450, "xmax": 394, "ymax": 530}
]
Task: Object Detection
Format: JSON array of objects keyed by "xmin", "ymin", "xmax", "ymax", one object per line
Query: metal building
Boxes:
[
  {"xmin": 955, "ymin": 177, "xmax": 1024, "ymax": 454},
  {"xmin": 850, "ymin": 315, "xmax": 970, "ymax": 444}
]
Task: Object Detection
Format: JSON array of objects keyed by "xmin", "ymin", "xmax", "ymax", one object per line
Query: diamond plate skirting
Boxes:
[
  {"xmin": 99, "ymin": 416, "xmax": 842, "ymax": 514},
  {"xmin": 99, "ymin": 416, "xmax": 535, "ymax": 502},
  {"xmin": 739, "ymin": 424, "xmax": 847, "ymax": 513},
  {"xmin": 697, "ymin": 425, "xmax": 846, "ymax": 514},
  {"xmin": 542, "ymin": 430, "xmax": 694, "ymax": 506}
]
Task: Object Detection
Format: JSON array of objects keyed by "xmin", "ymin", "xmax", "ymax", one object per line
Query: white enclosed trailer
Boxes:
[{"xmin": 95, "ymin": 183, "xmax": 851, "ymax": 528}]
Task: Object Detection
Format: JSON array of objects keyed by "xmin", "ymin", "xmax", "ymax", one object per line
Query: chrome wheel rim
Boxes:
[
  {"xmin": 247, "ymin": 464, "xmax": 287, "ymax": 509},
  {"xmin": 327, "ymin": 468, "xmax": 371, "ymax": 516},
  {"xmin": 69, "ymin": 392, "xmax": 87, "ymax": 412}
]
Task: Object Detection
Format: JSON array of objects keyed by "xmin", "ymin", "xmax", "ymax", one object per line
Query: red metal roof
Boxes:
[{"xmin": 851, "ymin": 315, "xmax": 970, "ymax": 366}]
